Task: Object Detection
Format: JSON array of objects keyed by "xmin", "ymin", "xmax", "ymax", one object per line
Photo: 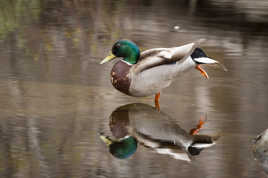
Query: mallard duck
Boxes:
[
  {"xmin": 100, "ymin": 39, "xmax": 226, "ymax": 109},
  {"xmin": 253, "ymin": 128, "xmax": 268, "ymax": 174},
  {"xmin": 100, "ymin": 103, "xmax": 220, "ymax": 160}
]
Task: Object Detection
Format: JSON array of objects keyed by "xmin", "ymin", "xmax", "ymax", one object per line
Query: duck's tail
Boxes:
[{"xmin": 188, "ymin": 134, "xmax": 220, "ymax": 156}]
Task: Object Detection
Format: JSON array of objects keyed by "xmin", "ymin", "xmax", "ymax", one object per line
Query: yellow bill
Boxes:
[
  {"xmin": 100, "ymin": 135, "xmax": 113, "ymax": 146},
  {"xmin": 100, "ymin": 52, "xmax": 116, "ymax": 64}
]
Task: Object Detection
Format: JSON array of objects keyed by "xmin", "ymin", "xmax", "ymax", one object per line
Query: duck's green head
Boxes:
[
  {"xmin": 100, "ymin": 40, "xmax": 140, "ymax": 65},
  {"xmin": 100, "ymin": 135, "xmax": 138, "ymax": 159}
]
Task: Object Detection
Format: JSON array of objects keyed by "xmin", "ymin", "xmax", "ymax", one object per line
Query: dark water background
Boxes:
[{"xmin": 1, "ymin": 0, "xmax": 268, "ymax": 177}]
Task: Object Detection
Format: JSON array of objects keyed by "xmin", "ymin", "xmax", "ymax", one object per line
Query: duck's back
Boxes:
[{"xmin": 127, "ymin": 104, "xmax": 192, "ymax": 146}]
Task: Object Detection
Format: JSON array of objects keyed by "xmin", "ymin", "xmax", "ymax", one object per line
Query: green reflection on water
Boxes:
[{"xmin": 0, "ymin": 0, "xmax": 41, "ymax": 39}]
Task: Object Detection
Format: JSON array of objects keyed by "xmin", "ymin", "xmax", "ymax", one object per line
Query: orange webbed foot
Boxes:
[
  {"xmin": 190, "ymin": 115, "xmax": 207, "ymax": 135},
  {"xmin": 196, "ymin": 65, "xmax": 209, "ymax": 79},
  {"xmin": 154, "ymin": 92, "xmax": 160, "ymax": 111}
]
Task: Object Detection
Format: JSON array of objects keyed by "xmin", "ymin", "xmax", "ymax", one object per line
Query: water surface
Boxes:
[{"xmin": 1, "ymin": 0, "xmax": 268, "ymax": 177}]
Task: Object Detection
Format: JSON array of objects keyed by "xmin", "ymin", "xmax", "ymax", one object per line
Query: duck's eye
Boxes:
[
  {"xmin": 115, "ymin": 43, "xmax": 121, "ymax": 49},
  {"xmin": 112, "ymin": 43, "xmax": 121, "ymax": 55}
]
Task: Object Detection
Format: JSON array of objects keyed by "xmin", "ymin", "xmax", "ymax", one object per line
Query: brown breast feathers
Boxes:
[{"xmin": 110, "ymin": 60, "xmax": 131, "ymax": 95}]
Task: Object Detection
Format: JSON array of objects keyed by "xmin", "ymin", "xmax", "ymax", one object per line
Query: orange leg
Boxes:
[
  {"xmin": 154, "ymin": 92, "xmax": 160, "ymax": 111},
  {"xmin": 190, "ymin": 116, "xmax": 207, "ymax": 135},
  {"xmin": 196, "ymin": 65, "xmax": 209, "ymax": 79}
]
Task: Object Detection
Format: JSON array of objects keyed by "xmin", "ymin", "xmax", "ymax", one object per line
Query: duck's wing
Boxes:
[
  {"xmin": 132, "ymin": 131, "xmax": 192, "ymax": 162},
  {"xmin": 132, "ymin": 39, "xmax": 205, "ymax": 74}
]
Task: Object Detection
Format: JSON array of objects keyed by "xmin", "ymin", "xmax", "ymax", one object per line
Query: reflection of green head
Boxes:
[
  {"xmin": 110, "ymin": 137, "xmax": 138, "ymax": 159},
  {"xmin": 100, "ymin": 135, "xmax": 138, "ymax": 159}
]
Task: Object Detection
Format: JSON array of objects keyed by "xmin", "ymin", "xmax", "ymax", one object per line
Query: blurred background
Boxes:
[{"xmin": 0, "ymin": 0, "xmax": 268, "ymax": 177}]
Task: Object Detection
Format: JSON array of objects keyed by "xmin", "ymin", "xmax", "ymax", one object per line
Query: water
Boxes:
[{"xmin": 0, "ymin": 0, "xmax": 268, "ymax": 177}]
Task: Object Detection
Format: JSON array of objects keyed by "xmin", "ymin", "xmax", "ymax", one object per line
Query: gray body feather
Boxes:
[
  {"xmin": 128, "ymin": 40, "xmax": 203, "ymax": 96},
  {"xmin": 114, "ymin": 103, "xmax": 218, "ymax": 161}
]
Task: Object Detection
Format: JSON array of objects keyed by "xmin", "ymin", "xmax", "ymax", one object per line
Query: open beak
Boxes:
[
  {"xmin": 100, "ymin": 52, "xmax": 116, "ymax": 64},
  {"xmin": 194, "ymin": 57, "xmax": 228, "ymax": 79}
]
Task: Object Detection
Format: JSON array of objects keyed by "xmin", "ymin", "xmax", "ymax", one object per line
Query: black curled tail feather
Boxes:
[{"xmin": 188, "ymin": 134, "xmax": 220, "ymax": 156}]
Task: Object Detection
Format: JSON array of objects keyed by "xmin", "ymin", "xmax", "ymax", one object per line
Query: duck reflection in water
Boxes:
[
  {"xmin": 253, "ymin": 128, "xmax": 268, "ymax": 174},
  {"xmin": 100, "ymin": 103, "xmax": 220, "ymax": 161}
]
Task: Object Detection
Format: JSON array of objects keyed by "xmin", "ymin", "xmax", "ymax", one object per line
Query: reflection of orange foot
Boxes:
[
  {"xmin": 196, "ymin": 65, "xmax": 209, "ymax": 79},
  {"xmin": 190, "ymin": 116, "xmax": 207, "ymax": 135},
  {"xmin": 154, "ymin": 92, "xmax": 160, "ymax": 111}
]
